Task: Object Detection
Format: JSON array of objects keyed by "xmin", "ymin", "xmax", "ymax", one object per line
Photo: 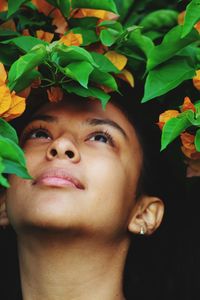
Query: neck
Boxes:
[{"xmin": 18, "ymin": 231, "xmax": 129, "ymax": 300}]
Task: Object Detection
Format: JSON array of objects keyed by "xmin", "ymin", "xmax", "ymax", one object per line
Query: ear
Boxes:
[
  {"xmin": 128, "ymin": 196, "xmax": 164, "ymax": 235},
  {"xmin": 0, "ymin": 192, "xmax": 9, "ymax": 227}
]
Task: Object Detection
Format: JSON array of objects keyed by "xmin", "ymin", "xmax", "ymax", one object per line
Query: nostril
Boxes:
[
  {"xmin": 65, "ymin": 150, "xmax": 74, "ymax": 158},
  {"xmin": 50, "ymin": 149, "xmax": 57, "ymax": 157}
]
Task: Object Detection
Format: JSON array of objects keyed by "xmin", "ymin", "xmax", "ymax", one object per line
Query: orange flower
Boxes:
[
  {"xmin": 52, "ymin": 10, "xmax": 68, "ymax": 35},
  {"xmin": 181, "ymin": 96, "xmax": 196, "ymax": 112},
  {"xmin": 181, "ymin": 132, "xmax": 200, "ymax": 160},
  {"xmin": 22, "ymin": 29, "xmax": 31, "ymax": 36},
  {"xmin": 32, "ymin": 0, "xmax": 68, "ymax": 35},
  {"xmin": 104, "ymin": 51, "xmax": 127, "ymax": 71},
  {"xmin": 157, "ymin": 110, "xmax": 180, "ymax": 130},
  {"xmin": 195, "ymin": 21, "xmax": 200, "ymax": 33},
  {"xmin": 36, "ymin": 30, "xmax": 54, "ymax": 43},
  {"xmin": 177, "ymin": 11, "xmax": 185, "ymax": 25},
  {"xmin": 193, "ymin": 70, "xmax": 200, "ymax": 91},
  {"xmin": 0, "ymin": 0, "xmax": 8, "ymax": 12},
  {"xmin": 185, "ymin": 159, "xmax": 200, "ymax": 177},
  {"xmin": 31, "ymin": 77, "xmax": 41, "ymax": 89},
  {"xmin": 72, "ymin": 8, "xmax": 118, "ymax": 21},
  {"xmin": 17, "ymin": 86, "xmax": 31, "ymax": 99},
  {"xmin": 0, "ymin": 63, "xmax": 7, "ymax": 84},
  {"xmin": 86, "ymin": 42, "xmax": 107, "ymax": 54},
  {"xmin": 32, "ymin": 0, "xmax": 53, "ymax": 15},
  {"xmin": 47, "ymin": 86, "xmax": 63, "ymax": 102},
  {"xmin": 0, "ymin": 63, "xmax": 26, "ymax": 121},
  {"xmin": 1, "ymin": 92, "xmax": 26, "ymax": 121},
  {"xmin": 59, "ymin": 32, "xmax": 83, "ymax": 46},
  {"xmin": 0, "ymin": 19, "xmax": 16, "ymax": 31}
]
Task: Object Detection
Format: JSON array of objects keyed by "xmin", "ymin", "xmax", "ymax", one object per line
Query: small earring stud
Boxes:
[{"xmin": 140, "ymin": 227, "xmax": 145, "ymax": 235}]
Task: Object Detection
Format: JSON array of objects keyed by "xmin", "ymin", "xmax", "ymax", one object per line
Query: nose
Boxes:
[{"xmin": 46, "ymin": 137, "xmax": 81, "ymax": 163}]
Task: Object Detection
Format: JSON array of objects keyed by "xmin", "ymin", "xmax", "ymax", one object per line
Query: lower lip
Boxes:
[{"xmin": 36, "ymin": 177, "xmax": 77, "ymax": 188}]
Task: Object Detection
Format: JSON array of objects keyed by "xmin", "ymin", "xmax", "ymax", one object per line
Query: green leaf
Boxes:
[
  {"xmin": 0, "ymin": 44, "xmax": 19, "ymax": 66},
  {"xmin": 62, "ymin": 61, "xmax": 94, "ymax": 88},
  {"xmin": 182, "ymin": 0, "xmax": 200, "ymax": 37},
  {"xmin": 139, "ymin": 9, "xmax": 178, "ymax": 32},
  {"xmin": 63, "ymin": 83, "xmax": 110, "ymax": 108},
  {"xmin": 185, "ymin": 109, "xmax": 200, "ymax": 126},
  {"xmin": 71, "ymin": 28, "xmax": 98, "ymax": 46},
  {"xmin": 52, "ymin": 44, "xmax": 97, "ymax": 67},
  {"xmin": 161, "ymin": 115, "xmax": 191, "ymax": 151},
  {"xmin": 11, "ymin": 69, "xmax": 40, "ymax": 93},
  {"xmin": 142, "ymin": 57, "xmax": 196, "ymax": 103},
  {"xmin": 100, "ymin": 29, "xmax": 118, "ymax": 46},
  {"xmin": 0, "ymin": 118, "xmax": 18, "ymax": 144},
  {"xmin": 90, "ymin": 69, "xmax": 118, "ymax": 91},
  {"xmin": 195, "ymin": 129, "xmax": 200, "ymax": 152},
  {"xmin": 69, "ymin": 17, "xmax": 98, "ymax": 29},
  {"xmin": 71, "ymin": 0, "xmax": 119, "ymax": 14},
  {"xmin": 2, "ymin": 159, "xmax": 32, "ymax": 179},
  {"xmin": 90, "ymin": 52, "xmax": 120, "ymax": 73},
  {"xmin": 2, "ymin": 36, "xmax": 47, "ymax": 53},
  {"xmin": 0, "ymin": 136, "xmax": 26, "ymax": 167},
  {"xmin": 58, "ymin": 0, "xmax": 71, "ymax": 18},
  {"xmin": 8, "ymin": 44, "xmax": 47, "ymax": 89},
  {"xmin": 128, "ymin": 28, "xmax": 154, "ymax": 57},
  {"xmin": 0, "ymin": 29, "xmax": 20, "ymax": 37},
  {"xmin": 98, "ymin": 20, "xmax": 123, "ymax": 32},
  {"xmin": 7, "ymin": 0, "xmax": 27, "ymax": 18},
  {"xmin": 114, "ymin": 0, "xmax": 134, "ymax": 22},
  {"xmin": 0, "ymin": 158, "xmax": 9, "ymax": 188},
  {"xmin": 147, "ymin": 25, "xmax": 200, "ymax": 71}
]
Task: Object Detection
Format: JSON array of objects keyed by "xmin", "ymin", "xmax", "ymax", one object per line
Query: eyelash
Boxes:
[
  {"xmin": 21, "ymin": 125, "xmax": 115, "ymax": 146},
  {"xmin": 21, "ymin": 125, "xmax": 51, "ymax": 144},
  {"xmin": 87, "ymin": 130, "xmax": 114, "ymax": 146}
]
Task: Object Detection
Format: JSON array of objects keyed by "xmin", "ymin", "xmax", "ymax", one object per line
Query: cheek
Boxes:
[
  {"xmin": 24, "ymin": 145, "xmax": 46, "ymax": 174},
  {"xmin": 85, "ymin": 152, "xmax": 139, "ymax": 219}
]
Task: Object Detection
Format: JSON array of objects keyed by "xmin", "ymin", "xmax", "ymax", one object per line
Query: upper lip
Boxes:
[{"xmin": 33, "ymin": 167, "xmax": 84, "ymax": 189}]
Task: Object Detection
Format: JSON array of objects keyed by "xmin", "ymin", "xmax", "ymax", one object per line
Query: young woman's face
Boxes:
[{"xmin": 6, "ymin": 98, "xmax": 143, "ymax": 240}]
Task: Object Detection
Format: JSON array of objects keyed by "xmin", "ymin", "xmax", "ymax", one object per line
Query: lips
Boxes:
[{"xmin": 33, "ymin": 168, "xmax": 84, "ymax": 189}]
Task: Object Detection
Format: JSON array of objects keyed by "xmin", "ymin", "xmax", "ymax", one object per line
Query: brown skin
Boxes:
[{"xmin": 0, "ymin": 98, "xmax": 164, "ymax": 300}]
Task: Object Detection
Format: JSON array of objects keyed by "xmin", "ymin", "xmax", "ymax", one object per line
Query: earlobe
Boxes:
[
  {"xmin": 0, "ymin": 194, "xmax": 10, "ymax": 227},
  {"xmin": 128, "ymin": 196, "xmax": 164, "ymax": 235}
]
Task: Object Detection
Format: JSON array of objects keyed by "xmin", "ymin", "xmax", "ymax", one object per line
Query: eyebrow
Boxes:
[
  {"xmin": 29, "ymin": 114, "xmax": 58, "ymax": 123},
  {"xmin": 28, "ymin": 115, "xmax": 128, "ymax": 139},
  {"xmin": 86, "ymin": 118, "xmax": 128, "ymax": 139}
]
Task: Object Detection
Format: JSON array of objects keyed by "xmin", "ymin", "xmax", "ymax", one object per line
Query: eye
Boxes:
[
  {"xmin": 21, "ymin": 126, "xmax": 52, "ymax": 143},
  {"xmin": 88, "ymin": 131, "xmax": 114, "ymax": 145},
  {"xmin": 29, "ymin": 129, "xmax": 51, "ymax": 140}
]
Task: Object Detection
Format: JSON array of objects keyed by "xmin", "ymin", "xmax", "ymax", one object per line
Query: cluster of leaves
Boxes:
[
  {"xmin": 0, "ymin": 0, "xmax": 199, "ymax": 187},
  {"xmin": 159, "ymin": 97, "xmax": 200, "ymax": 158}
]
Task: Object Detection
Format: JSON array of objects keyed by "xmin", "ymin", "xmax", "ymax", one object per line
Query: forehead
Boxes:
[{"xmin": 33, "ymin": 98, "xmax": 139, "ymax": 141}]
